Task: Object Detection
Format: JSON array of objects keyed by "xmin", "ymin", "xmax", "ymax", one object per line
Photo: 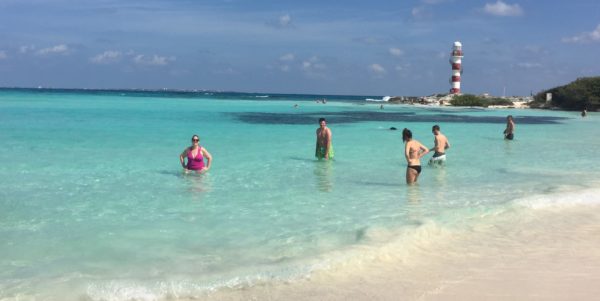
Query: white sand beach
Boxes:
[{"xmin": 202, "ymin": 203, "xmax": 600, "ymax": 301}]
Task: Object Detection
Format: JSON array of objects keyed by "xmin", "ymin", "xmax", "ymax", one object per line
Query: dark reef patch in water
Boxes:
[{"xmin": 232, "ymin": 111, "xmax": 568, "ymax": 125}]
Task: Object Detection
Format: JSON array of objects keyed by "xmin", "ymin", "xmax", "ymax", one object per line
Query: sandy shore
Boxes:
[{"xmin": 200, "ymin": 204, "xmax": 600, "ymax": 301}]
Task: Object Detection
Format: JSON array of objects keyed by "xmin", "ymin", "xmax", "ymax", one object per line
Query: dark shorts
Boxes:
[
  {"xmin": 433, "ymin": 151, "xmax": 445, "ymax": 158},
  {"xmin": 408, "ymin": 165, "xmax": 422, "ymax": 174},
  {"xmin": 505, "ymin": 133, "xmax": 514, "ymax": 140}
]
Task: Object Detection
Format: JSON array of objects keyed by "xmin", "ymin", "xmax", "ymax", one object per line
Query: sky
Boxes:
[{"xmin": 0, "ymin": 0, "xmax": 599, "ymax": 96}]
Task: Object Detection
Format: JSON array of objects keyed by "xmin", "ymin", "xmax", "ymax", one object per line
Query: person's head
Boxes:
[
  {"xmin": 191, "ymin": 134, "xmax": 200, "ymax": 145},
  {"xmin": 402, "ymin": 128, "xmax": 412, "ymax": 142},
  {"xmin": 432, "ymin": 125, "xmax": 440, "ymax": 135},
  {"xmin": 507, "ymin": 115, "xmax": 513, "ymax": 121},
  {"xmin": 319, "ymin": 118, "xmax": 327, "ymax": 127}
]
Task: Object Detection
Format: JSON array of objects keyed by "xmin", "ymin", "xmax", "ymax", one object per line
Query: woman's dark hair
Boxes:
[
  {"xmin": 318, "ymin": 118, "xmax": 326, "ymax": 123},
  {"xmin": 191, "ymin": 134, "xmax": 199, "ymax": 140},
  {"xmin": 402, "ymin": 128, "xmax": 412, "ymax": 142},
  {"xmin": 432, "ymin": 125, "xmax": 440, "ymax": 131}
]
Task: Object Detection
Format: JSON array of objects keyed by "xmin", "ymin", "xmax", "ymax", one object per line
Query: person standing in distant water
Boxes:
[
  {"xmin": 429, "ymin": 125, "xmax": 450, "ymax": 165},
  {"xmin": 582, "ymin": 108, "xmax": 587, "ymax": 117},
  {"xmin": 403, "ymin": 128, "xmax": 429, "ymax": 184},
  {"xmin": 180, "ymin": 134, "xmax": 212, "ymax": 173},
  {"xmin": 315, "ymin": 118, "xmax": 334, "ymax": 160},
  {"xmin": 504, "ymin": 115, "xmax": 515, "ymax": 140}
]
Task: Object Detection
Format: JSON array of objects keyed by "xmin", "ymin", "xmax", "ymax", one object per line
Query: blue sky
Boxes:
[{"xmin": 0, "ymin": 0, "xmax": 599, "ymax": 96}]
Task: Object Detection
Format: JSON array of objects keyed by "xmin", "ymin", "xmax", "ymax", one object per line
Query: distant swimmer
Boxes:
[
  {"xmin": 582, "ymin": 108, "xmax": 587, "ymax": 117},
  {"xmin": 380, "ymin": 104, "xmax": 384, "ymax": 110},
  {"xmin": 315, "ymin": 118, "xmax": 334, "ymax": 160},
  {"xmin": 403, "ymin": 128, "xmax": 429, "ymax": 184},
  {"xmin": 294, "ymin": 104, "xmax": 299, "ymax": 108},
  {"xmin": 503, "ymin": 115, "xmax": 515, "ymax": 140},
  {"xmin": 180, "ymin": 134, "xmax": 212, "ymax": 173},
  {"xmin": 429, "ymin": 125, "xmax": 450, "ymax": 165}
]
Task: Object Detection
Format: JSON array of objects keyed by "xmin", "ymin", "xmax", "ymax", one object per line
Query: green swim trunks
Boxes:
[{"xmin": 315, "ymin": 145, "xmax": 334, "ymax": 160}]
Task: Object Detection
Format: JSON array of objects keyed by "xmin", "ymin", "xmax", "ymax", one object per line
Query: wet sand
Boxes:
[{"xmin": 200, "ymin": 205, "xmax": 600, "ymax": 301}]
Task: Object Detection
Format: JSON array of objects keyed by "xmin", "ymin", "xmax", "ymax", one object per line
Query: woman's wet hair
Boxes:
[
  {"xmin": 402, "ymin": 128, "xmax": 412, "ymax": 142},
  {"xmin": 318, "ymin": 118, "xmax": 326, "ymax": 123},
  {"xmin": 191, "ymin": 134, "xmax": 199, "ymax": 141}
]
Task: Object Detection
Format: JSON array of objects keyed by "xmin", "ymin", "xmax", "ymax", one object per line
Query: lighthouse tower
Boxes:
[{"xmin": 449, "ymin": 41, "xmax": 463, "ymax": 94}]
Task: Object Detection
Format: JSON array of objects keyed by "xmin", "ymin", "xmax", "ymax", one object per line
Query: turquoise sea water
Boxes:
[{"xmin": 1, "ymin": 89, "xmax": 599, "ymax": 300}]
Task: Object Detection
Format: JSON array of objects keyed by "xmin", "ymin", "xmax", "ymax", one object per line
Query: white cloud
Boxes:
[
  {"xmin": 484, "ymin": 1, "xmax": 523, "ymax": 17},
  {"xmin": 280, "ymin": 65, "xmax": 290, "ymax": 72},
  {"xmin": 279, "ymin": 14, "xmax": 292, "ymax": 27},
  {"xmin": 369, "ymin": 63, "xmax": 386, "ymax": 75},
  {"xmin": 19, "ymin": 45, "xmax": 35, "ymax": 54},
  {"xmin": 0, "ymin": 51, "xmax": 7, "ymax": 59},
  {"xmin": 389, "ymin": 47, "xmax": 404, "ymax": 57},
  {"xmin": 36, "ymin": 44, "xmax": 70, "ymax": 55},
  {"xmin": 279, "ymin": 53, "xmax": 295, "ymax": 61},
  {"xmin": 412, "ymin": 6, "xmax": 425, "ymax": 17},
  {"xmin": 90, "ymin": 51, "xmax": 122, "ymax": 64},
  {"xmin": 516, "ymin": 62, "xmax": 542, "ymax": 68},
  {"xmin": 133, "ymin": 54, "xmax": 175, "ymax": 66},
  {"xmin": 562, "ymin": 24, "xmax": 600, "ymax": 43},
  {"xmin": 353, "ymin": 37, "xmax": 379, "ymax": 45},
  {"xmin": 268, "ymin": 14, "xmax": 293, "ymax": 28},
  {"xmin": 301, "ymin": 56, "xmax": 326, "ymax": 77}
]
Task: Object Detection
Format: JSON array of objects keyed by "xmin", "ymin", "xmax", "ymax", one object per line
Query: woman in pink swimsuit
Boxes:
[{"xmin": 179, "ymin": 134, "xmax": 212, "ymax": 173}]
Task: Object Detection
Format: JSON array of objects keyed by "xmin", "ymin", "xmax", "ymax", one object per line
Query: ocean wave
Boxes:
[
  {"xmin": 514, "ymin": 186, "xmax": 600, "ymax": 209},
  {"xmin": 365, "ymin": 96, "xmax": 390, "ymax": 102}
]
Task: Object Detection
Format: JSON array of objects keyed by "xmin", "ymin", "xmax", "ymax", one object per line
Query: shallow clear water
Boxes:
[{"xmin": 1, "ymin": 89, "xmax": 599, "ymax": 300}]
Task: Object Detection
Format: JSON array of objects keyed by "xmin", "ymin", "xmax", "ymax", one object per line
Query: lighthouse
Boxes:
[{"xmin": 449, "ymin": 41, "xmax": 463, "ymax": 94}]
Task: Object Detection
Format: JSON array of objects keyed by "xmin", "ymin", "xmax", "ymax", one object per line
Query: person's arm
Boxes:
[
  {"xmin": 405, "ymin": 143, "xmax": 410, "ymax": 162},
  {"xmin": 445, "ymin": 138, "xmax": 451, "ymax": 150},
  {"xmin": 418, "ymin": 142, "xmax": 430, "ymax": 159},
  {"xmin": 324, "ymin": 129, "xmax": 332, "ymax": 159},
  {"xmin": 201, "ymin": 147, "xmax": 212, "ymax": 171},
  {"xmin": 315, "ymin": 129, "xmax": 320, "ymax": 156},
  {"xmin": 180, "ymin": 148, "xmax": 188, "ymax": 169}
]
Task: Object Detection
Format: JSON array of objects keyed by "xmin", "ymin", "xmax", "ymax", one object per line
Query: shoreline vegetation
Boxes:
[{"xmin": 385, "ymin": 76, "xmax": 599, "ymax": 111}]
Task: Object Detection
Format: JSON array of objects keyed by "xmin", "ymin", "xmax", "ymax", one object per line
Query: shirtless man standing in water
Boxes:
[
  {"xmin": 315, "ymin": 118, "xmax": 334, "ymax": 160},
  {"xmin": 429, "ymin": 125, "xmax": 450, "ymax": 165},
  {"xmin": 403, "ymin": 128, "xmax": 429, "ymax": 184}
]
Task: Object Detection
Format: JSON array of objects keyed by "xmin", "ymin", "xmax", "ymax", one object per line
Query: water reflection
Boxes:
[
  {"xmin": 405, "ymin": 185, "xmax": 424, "ymax": 224},
  {"xmin": 314, "ymin": 161, "xmax": 333, "ymax": 192},
  {"xmin": 183, "ymin": 171, "xmax": 212, "ymax": 197}
]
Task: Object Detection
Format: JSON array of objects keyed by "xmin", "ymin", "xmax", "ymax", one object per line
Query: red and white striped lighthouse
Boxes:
[{"xmin": 449, "ymin": 41, "xmax": 463, "ymax": 94}]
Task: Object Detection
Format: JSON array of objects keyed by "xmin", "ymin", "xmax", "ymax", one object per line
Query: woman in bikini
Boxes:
[
  {"xmin": 180, "ymin": 134, "xmax": 212, "ymax": 173},
  {"xmin": 403, "ymin": 128, "xmax": 429, "ymax": 184}
]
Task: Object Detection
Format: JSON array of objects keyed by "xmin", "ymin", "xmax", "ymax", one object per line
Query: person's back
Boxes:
[
  {"xmin": 429, "ymin": 125, "xmax": 450, "ymax": 165},
  {"xmin": 403, "ymin": 128, "xmax": 429, "ymax": 184}
]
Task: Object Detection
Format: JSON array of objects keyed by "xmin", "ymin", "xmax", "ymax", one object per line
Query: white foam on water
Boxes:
[{"xmin": 514, "ymin": 186, "xmax": 600, "ymax": 209}]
